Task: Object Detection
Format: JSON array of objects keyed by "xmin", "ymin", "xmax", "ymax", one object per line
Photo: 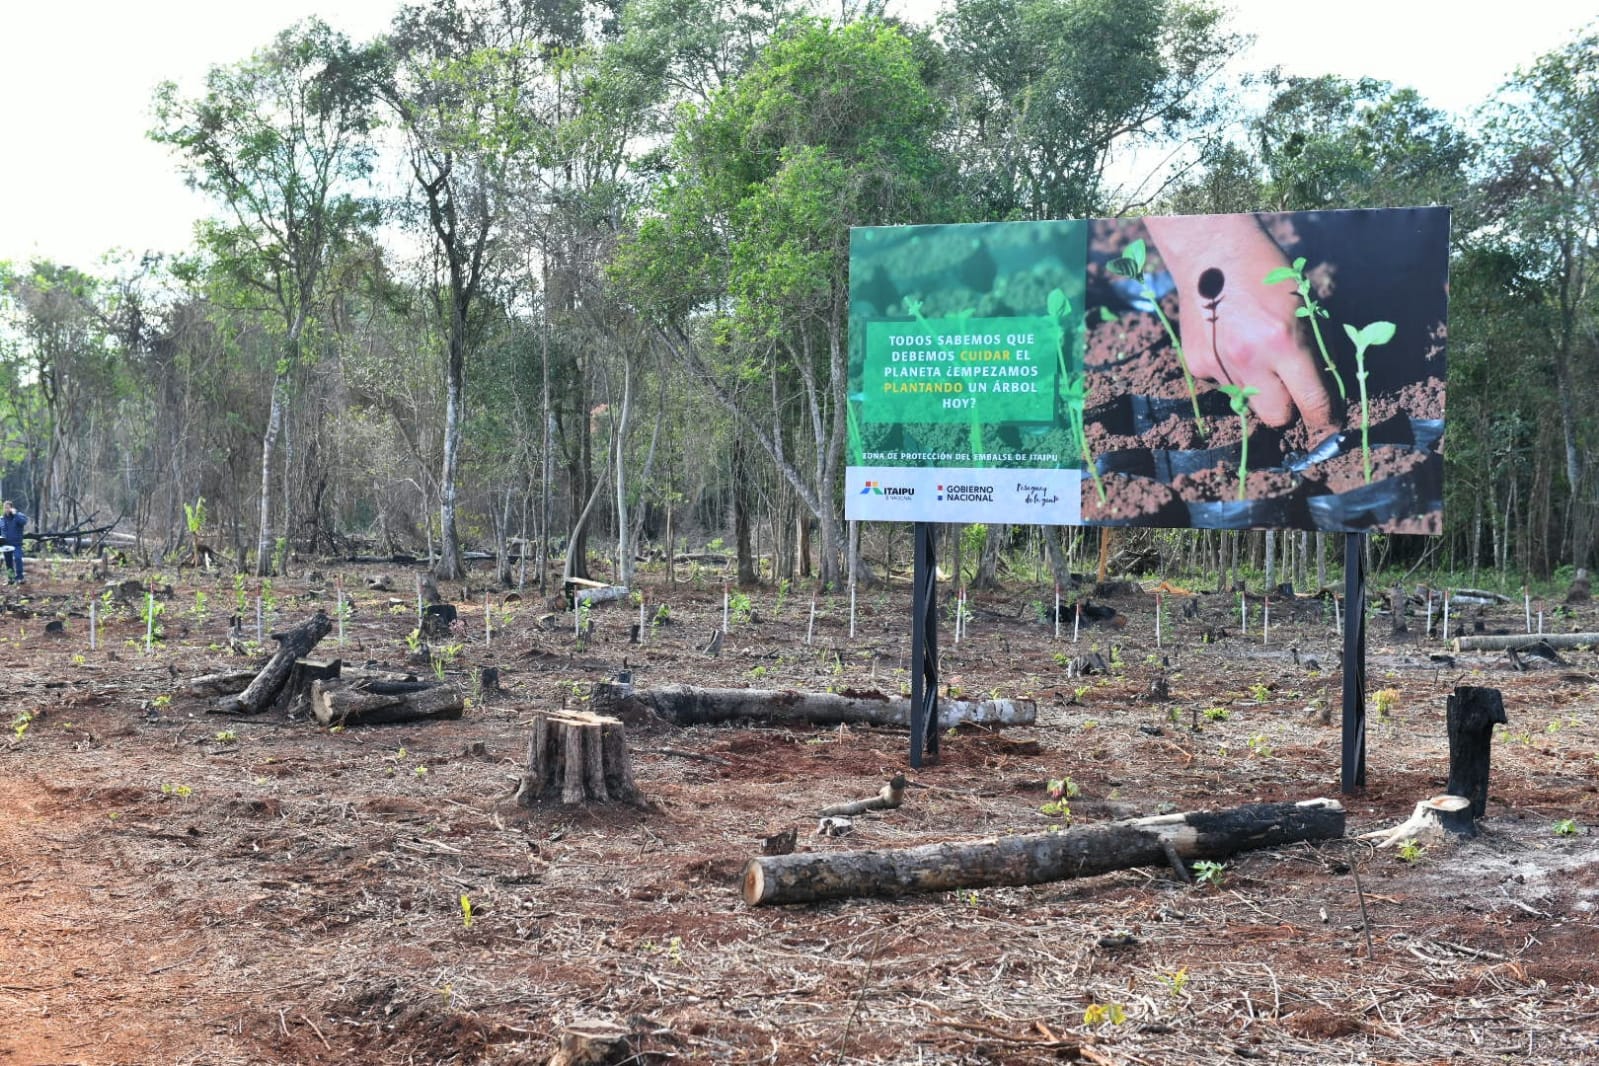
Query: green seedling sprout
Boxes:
[
  {"xmin": 1343, "ymin": 321, "xmax": 1397, "ymax": 484},
  {"xmin": 1108, "ymin": 239, "xmax": 1206, "ymax": 436},
  {"xmin": 1049, "ymin": 288, "xmax": 1107, "ymax": 501},
  {"xmin": 1215, "ymin": 384, "xmax": 1260, "ymax": 500},
  {"xmin": 1264, "ymin": 257, "xmax": 1346, "ymax": 401}
]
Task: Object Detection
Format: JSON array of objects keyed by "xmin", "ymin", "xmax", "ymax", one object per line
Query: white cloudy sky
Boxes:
[{"xmin": 0, "ymin": 0, "xmax": 1591, "ymax": 268}]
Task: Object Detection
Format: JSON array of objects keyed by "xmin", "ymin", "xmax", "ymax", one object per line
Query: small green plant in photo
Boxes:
[
  {"xmin": 1554, "ymin": 818, "xmax": 1579, "ymax": 837},
  {"xmin": 1344, "ymin": 320, "xmax": 1397, "ymax": 484},
  {"xmin": 1215, "ymin": 383, "xmax": 1261, "ymax": 500},
  {"xmin": 1108, "ymin": 240, "xmax": 1205, "ymax": 435},
  {"xmin": 1373, "ymin": 688, "xmax": 1400, "ymax": 720},
  {"xmin": 160, "ymin": 782, "xmax": 194, "ymax": 799},
  {"xmin": 729, "ymin": 590, "xmax": 753, "ymax": 626},
  {"xmin": 460, "ymin": 894, "xmax": 474, "ymax": 928},
  {"xmin": 1396, "ymin": 838, "xmax": 1424, "ymax": 863},
  {"xmin": 11, "ymin": 711, "xmax": 34, "ymax": 741},
  {"xmin": 233, "ymin": 572, "xmax": 248, "ymax": 614},
  {"xmin": 1246, "ymin": 733, "xmax": 1274, "ymax": 758},
  {"xmin": 214, "ymin": 730, "xmax": 237, "ymax": 744},
  {"xmin": 1192, "ymin": 860, "xmax": 1226, "ymax": 887},
  {"xmin": 1203, "ymin": 706, "xmax": 1229, "ymax": 722},
  {"xmin": 1265, "ymin": 256, "xmax": 1346, "ymax": 401}
]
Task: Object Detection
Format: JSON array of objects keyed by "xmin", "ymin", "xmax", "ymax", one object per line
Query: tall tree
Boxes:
[
  {"xmin": 617, "ymin": 16, "xmax": 955, "ymax": 588},
  {"xmin": 941, "ymin": 0, "xmax": 1240, "ymax": 221},
  {"xmin": 1478, "ymin": 30, "xmax": 1599, "ymax": 570},
  {"xmin": 152, "ymin": 19, "xmax": 381, "ymax": 574},
  {"xmin": 382, "ymin": 0, "xmax": 547, "ymax": 580}
]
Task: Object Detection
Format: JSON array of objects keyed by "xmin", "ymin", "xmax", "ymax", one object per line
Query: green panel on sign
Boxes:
[
  {"xmin": 847, "ymin": 219, "xmax": 1088, "ymax": 470},
  {"xmin": 862, "ymin": 318, "xmax": 1059, "ymax": 423}
]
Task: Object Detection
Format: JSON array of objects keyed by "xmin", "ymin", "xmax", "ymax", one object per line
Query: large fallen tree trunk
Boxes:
[
  {"xmin": 213, "ymin": 611, "xmax": 331, "ymax": 715},
  {"xmin": 1451, "ymin": 632, "xmax": 1599, "ymax": 652},
  {"xmin": 592, "ymin": 682, "xmax": 1034, "ymax": 730},
  {"xmin": 742, "ymin": 798, "xmax": 1344, "ymax": 906},
  {"xmin": 310, "ymin": 679, "xmax": 464, "ymax": 727}
]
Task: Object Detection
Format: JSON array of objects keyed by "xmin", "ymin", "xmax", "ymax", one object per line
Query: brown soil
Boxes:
[
  {"xmin": 1173, "ymin": 463, "xmax": 1300, "ymax": 503},
  {"xmin": 1081, "ymin": 473, "xmax": 1181, "ymax": 522},
  {"xmin": 1306, "ymin": 445, "xmax": 1433, "ymax": 495},
  {"xmin": 1348, "ymin": 375, "xmax": 1447, "ymax": 426},
  {"xmin": 4, "ymin": 559, "xmax": 1599, "ymax": 1065}
]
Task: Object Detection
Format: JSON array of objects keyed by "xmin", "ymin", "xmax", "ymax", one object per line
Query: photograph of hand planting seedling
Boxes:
[{"xmin": 1080, "ymin": 207, "xmax": 1449, "ymax": 533}]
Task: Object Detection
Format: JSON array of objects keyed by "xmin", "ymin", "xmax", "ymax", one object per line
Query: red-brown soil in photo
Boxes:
[{"xmin": 3, "ymin": 558, "xmax": 1597, "ymax": 1065}]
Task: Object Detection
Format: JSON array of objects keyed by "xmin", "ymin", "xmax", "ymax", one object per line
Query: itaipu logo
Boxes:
[
  {"xmin": 860, "ymin": 480, "xmax": 914, "ymax": 498},
  {"xmin": 937, "ymin": 483, "xmax": 994, "ymax": 503}
]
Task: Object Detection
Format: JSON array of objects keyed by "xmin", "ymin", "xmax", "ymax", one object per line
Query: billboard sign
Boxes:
[{"xmin": 846, "ymin": 207, "xmax": 1449, "ymax": 533}]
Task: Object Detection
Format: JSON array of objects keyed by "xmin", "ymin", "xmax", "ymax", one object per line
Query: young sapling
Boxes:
[
  {"xmin": 1264, "ymin": 256, "xmax": 1347, "ymax": 402},
  {"xmin": 1343, "ymin": 321, "xmax": 1397, "ymax": 483},
  {"xmin": 1215, "ymin": 384, "xmax": 1261, "ymax": 500},
  {"xmin": 1108, "ymin": 239, "xmax": 1206, "ymax": 435}
]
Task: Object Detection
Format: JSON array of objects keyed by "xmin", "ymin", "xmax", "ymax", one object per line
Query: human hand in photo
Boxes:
[{"xmin": 1144, "ymin": 215, "xmax": 1336, "ymax": 433}]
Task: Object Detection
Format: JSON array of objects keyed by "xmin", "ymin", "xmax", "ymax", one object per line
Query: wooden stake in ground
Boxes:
[
  {"xmin": 213, "ymin": 611, "xmax": 332, "ymax": 715},
  {"xmin": 515, "ymin": 709, "xmax": 640, "ymax": 806},
  {"xmin": 742, "ymin": 798, "xmax": 1345, "ymax": 906}
]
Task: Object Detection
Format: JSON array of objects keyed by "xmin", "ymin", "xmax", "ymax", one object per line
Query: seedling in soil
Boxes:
[
  {"xmin": 1192, "ymin": 860, "xmax": 1226, "ymax": 887},
  {"xmin": 1216, "ymin": 384, "xmax": 1260, "ymax": 500},
  {"xmin": 1082, "ymin": 1002, "xmax": 1127, "ymax": 1027},
  {"xmin": 1343, "ymin": 321, "xmax": 1397, "ymax": 483},
  {"xmin": 1052, "ymin": 288, "xmax": 1107, "ymax": 503},
  {"xmin": 1108, "ymin": 240, "xmax": 1206, "ymax": 435},
  {"xmin": 1396, "ymin": 838, "xmax": 1424, "ymax": 863},
  {"xmin": 1161, "ymin": 968, "xmax": 1190, "ymax": 997},
  {"xmin": 1264, "ymin": 256, "xmax": 1346, "ymax": 402},
  {"xmin": 1554, "ymin": 818, "xmax": 1579, "ymax": 837}
]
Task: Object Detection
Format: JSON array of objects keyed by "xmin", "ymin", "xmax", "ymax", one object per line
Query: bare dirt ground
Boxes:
[{"xmin": 3, "ymin": 555, "xmax": 1598, "ymax": 1065}]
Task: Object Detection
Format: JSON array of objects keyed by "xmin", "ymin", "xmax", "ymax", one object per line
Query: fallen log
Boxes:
[
  {"xmin": 1452, "ymin": 632, "xmax": 1599, "ymax": 653},
  {"xmin": 818, "ymin": 775, "xmax": 906, "ymax": 817},
  {"xmin": 514, "ymin": 709, "xmax": 640, "ymax": 806},
  {"xmin": 310, "ymin": 678, "xmax": 464, "ymax": 727},
  {"xmin": 213, "ymin": 611, "xmax": 331, "ymax": 715},
  {"xmin": 186, "ymin": 668, "xmax": 257, "ymax": 697},
  {"xmin": 742, "ymin": 797, "xmax": 1344, "ymax": 906},
  {"xmin": 574, "ymin": 584, "xmax": 629, "ymax": 608},
  {"xmin": 592, "ymin": 682, "xmax": 1035, "ymax": 730}
]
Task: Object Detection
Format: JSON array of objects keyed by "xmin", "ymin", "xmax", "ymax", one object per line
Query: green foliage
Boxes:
[
  {"xmin": 1554, "ymin": 818, "xmax": 1579, "ymax": 837},
  {"xmin": 1191, "ymin": 859, "xmax": 1225, "ymax": 887},
  {"xmin": 1082, "ymin": 1002, "xmax": 1126, "ymax": 1027},
  {"xmin": 1344, "ymin": 320, "xmax": 1397, "ymax": 483},
  {"xmin": 1396, "ymin": 838, "xmax": 1424, "ymax": 863},
  {"xmin": 1109, "ymin": 238, "xmax": 1205, "ymax": 435}
]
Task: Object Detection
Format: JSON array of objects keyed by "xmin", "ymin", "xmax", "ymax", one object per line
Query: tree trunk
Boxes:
[
  {"xmin": 311, "ymin": 679, "xmax": 464, "ymax": 728},
  {"xmin": 255, "ymin": 371, "xmax": 289, "ymax": 576},
  {"xmin": 436, "ymin": 339, "xmax": 466, "ymax": 581},
  {"xmin": 1446, "ymin": 686, "xmax": 1508, "ymax": 819},
  {"xmin": 613, "ymin": 356, "xmax": 636, "ymax": 588},
  {"xmin": 213, "ymin": 610, "xmax": 331, "ymax": 715},
  {"xmin": 593, "ymin": 682, "xmax": 1034, "ymax": 730},
  {"xmin": 743, "ymin": 798, "xmax": 1345, "ymax": 906},
  {"xmin": 1451, "ymin": 632, "xmax": 1599, "ymax": 652}
]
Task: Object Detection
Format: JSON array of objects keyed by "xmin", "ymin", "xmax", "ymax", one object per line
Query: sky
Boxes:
[{"xmin": 0, "ymin": 0, "xmax": 1592, "ymax": 270}]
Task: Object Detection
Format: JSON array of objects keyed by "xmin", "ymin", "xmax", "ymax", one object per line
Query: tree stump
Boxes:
[
  {"xmin": 547, "ymin": 1019, "xmax": 635, "ymax": 1066},
  {"xmin": 212, "ymin": 611, "xmax": 332, "ymax": 715},
  {"xmin": 1362, "ymin": 795, "xmax": 1477, "ymax": 847},
  {"xmin": 1447, "ymin": 686, "xmax": 1507, "ymax": 818},
  {"xmin": 516, "ymin": 710, "xmax": 640, "ymax": 806}
]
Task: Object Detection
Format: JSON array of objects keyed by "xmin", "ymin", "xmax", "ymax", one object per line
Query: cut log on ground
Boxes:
[
  {"xmin": 742, "ymin": 798, "xmax": 1344, "ymax": 906},
  {"xmin": 186, "ymin": 669, "xmax": 257, "ymax": 698},
  {"xmin": 1452, "ymin": 632, "xmax": 1599, "ymax": 652},
  {"xmin": 515, "ymin": 710, "xmax": 640, "ymax": 806},
  {"xmin": 818, "ymin": 775, "xmax": 906, "ymax": 817},
  {"xmin": 275, "ymin": 657, "xmax": 341, "ymax": 716},
  {"xmin": 574, "ymin": 584, "xmax": 629, "ymax": 608},
  {"xmin": 1447, "ymin": 686, "xmax": 1507, "ymax": 818},
  {"xmin": 1361, "ymin": 795, "xmax": 1476, "ymax": 847},
  {"xmin": 591, "ymin": 682, "xmax": 1035, "ymax": 730},
  {"xmin": 213, "ymin": 611, "xmax": 332, "ymax": 715},
  {"xmin": 310, "ymin": 678, "xmax": 464, "ymax": 727}
]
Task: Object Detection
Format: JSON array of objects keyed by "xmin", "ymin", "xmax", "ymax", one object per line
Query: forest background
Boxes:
[{"xmin": 1, "ymin": 0, "xmax": 1595, "ymax": 595}]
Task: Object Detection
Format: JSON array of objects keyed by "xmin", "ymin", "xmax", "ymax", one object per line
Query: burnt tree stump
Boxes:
[
  {"xmin": 516, "ymin": 710, "xmax": 640, "ymax": 806},
  {"xmin": 1446, "ymin": 686, "xmax": 1507, "ymax": 819},
  {"xmin": 213, "ymin": 611, "xmax": 332, "ymax": 715}
]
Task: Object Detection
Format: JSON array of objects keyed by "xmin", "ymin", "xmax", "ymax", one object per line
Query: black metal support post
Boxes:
[
  {"xmin": 1341, "ymin": 532, "xmax": 1367, "ymax": 793},
  {"xmin": 908, "ymin": 522, "xmax": 940, "ymax": 767}
]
